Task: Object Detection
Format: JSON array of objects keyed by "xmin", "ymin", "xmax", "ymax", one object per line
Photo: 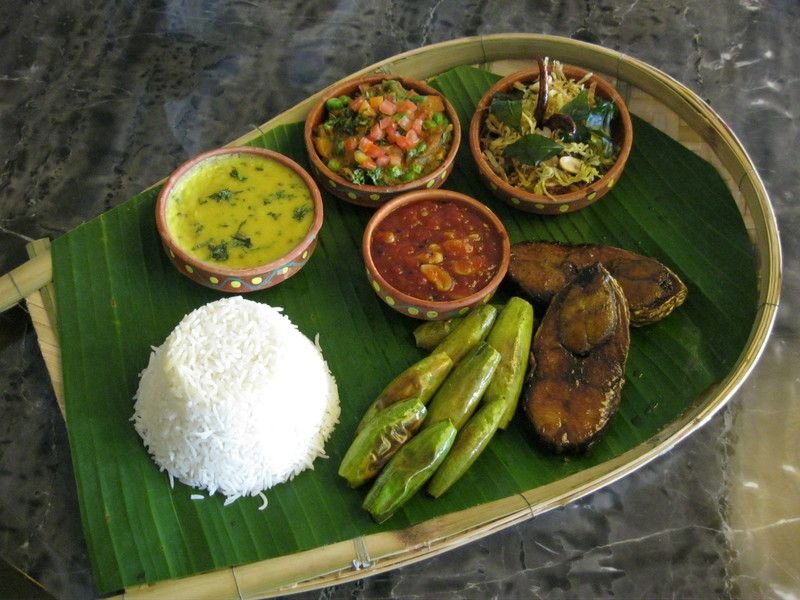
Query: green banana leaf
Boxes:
[{"xmin": 53, "ymin": 65, "xmax": 757, "ymax": 594}]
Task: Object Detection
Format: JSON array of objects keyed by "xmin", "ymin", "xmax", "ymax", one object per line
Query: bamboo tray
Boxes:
[{"xmin": 4, "ymin": 34, "xmax": 780, "ymax": 598}]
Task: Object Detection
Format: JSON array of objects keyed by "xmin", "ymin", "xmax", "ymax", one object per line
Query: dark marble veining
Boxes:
[{"xmin": 1, "ymin": 1, "xmax": 797, "ymax": 598}]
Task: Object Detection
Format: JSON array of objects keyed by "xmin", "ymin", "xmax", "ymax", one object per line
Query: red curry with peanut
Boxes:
[{"xmin": 370, "ymin": 199, "xmax": 503, "ymax": 302}]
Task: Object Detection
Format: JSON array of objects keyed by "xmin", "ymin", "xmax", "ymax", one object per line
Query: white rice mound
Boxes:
[{"xmin": 132, "ymin": 296, "xmax": 340, "ymax": 505}]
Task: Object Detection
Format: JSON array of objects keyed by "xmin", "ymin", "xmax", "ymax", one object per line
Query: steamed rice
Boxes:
[{"xmin": 132, "ymin": 296, "xmax": 340, "ymax": 504}]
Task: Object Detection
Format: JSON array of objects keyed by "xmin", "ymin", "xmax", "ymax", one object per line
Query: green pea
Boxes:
[
  {"xmin": 327, "ymin": 158, "xmax": 341, "ymax": 172},
  {"xmin": 387, "ymin": 165, "xmax": 403, "ymax": 179},
  {"xmin": 326, "ymin": 97, "xmax": 344, "ymax": 110}
]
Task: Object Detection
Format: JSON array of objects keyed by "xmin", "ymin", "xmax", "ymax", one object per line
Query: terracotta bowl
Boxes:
[
  {"xmin": 304, "ymin": 74, "xmax": 461, "ymax": 208},
  {"xmin": 362, "ymin": 190, "xmax": 510, "ymax": 321},
  {"xmin": 155, "ymin": 146, "xmax": 323, "ymax": 293},
  {"xmin": 469, "ymin": 64, "xmax": 633, "ymax": 215}
]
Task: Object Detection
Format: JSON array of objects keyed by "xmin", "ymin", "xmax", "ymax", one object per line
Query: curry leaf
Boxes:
[
  {"xmin": 504, "ymin": 134, "xmax": 563, "ymax": 165},
  {"xmin": 489, "ymin": 93, "xmax": 523, "ymax": 130}
]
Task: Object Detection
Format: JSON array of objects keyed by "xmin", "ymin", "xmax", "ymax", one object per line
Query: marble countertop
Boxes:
[{"xmin": 1, "ymin": 1, "xmax": 797, "ymax": 598}]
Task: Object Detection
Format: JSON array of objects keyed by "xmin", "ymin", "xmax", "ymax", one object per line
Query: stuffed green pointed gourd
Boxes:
[
  {"xmin": 427, "ymin": 398, "xmax": 506, "ymax": 498},
  {"xmin": 412, "ymin": 316, "xmax": 464, "ymax": 350},
  {"xmin": 423, "ymin": 342, "xmax": 501, "ymax": 431},
  {"xmin": 482, "ymin": 297, "xmax": 534, "ymax": 429},
  {"xmin": 356, "ymin": 303, "xmax": 497, "ymax": 433},
  {"xmin": 356, "ymin": 351, "xmax": 453, "ymax": 433},
  {"xmin": 362, "ymin": 419, "xmax": 457, "ymax": 523},
  {"xmin": 338, "ymin": 397, "xmax": 427, "ymax": 488},
  {"xmin": 432, "ymin": 303, "xmax": 497, "ymax": 364}
]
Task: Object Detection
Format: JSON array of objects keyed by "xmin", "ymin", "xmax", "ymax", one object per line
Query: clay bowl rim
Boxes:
[
  {"xmin": 362, "ymin": 189, "xmax": 511, "ymax": 318},
  {"xmin": 303, "ymin": 74, "xmax": 462, "ymax": 200},
  {"xmin": 468, "ymin": 63, "xmax": 634, "ymax": 207},
  {"xmin": 155, "ymin": 146, "xmax": 324, "ymax": 279}
]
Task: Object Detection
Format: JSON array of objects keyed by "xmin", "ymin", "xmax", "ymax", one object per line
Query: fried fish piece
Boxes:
[
  {"xmin": 508, "ymin": 240, "xmax": 687, "ymax": 326},
  {"xmin": 524, "ymin": 264, "xmax": 630, "ymax": 452}
]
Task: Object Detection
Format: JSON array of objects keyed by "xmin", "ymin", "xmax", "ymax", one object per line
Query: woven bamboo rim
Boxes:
[{"xmin": 13, "ymin": 34, "xmax": 780, "ymax": 599}]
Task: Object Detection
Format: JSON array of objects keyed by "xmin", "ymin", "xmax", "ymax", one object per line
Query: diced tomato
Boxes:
[
  {"xmin": 405, "ymin": 129, "xmax": 420, "ymax": 145},
  {"xmin": 345, "ymin": 137, "xmax": 359, "ymax": 152},
  {"xmin": 379, "ymin": 117, "xmax": 395, "ymax": 130},
  {"xmin": 358, "ymin": 137, "xmax": 385, "ymax": 159},
  {"xmin": 394, "ymin": 134, "xmax": 414, "ymax": 152},
  {"xmin": 354, "ymin": 150, "xmax": 377, "ymax": 170},
  {"xmin": 378, "ymin": 99, "xmax": 397, "ymax": 115},
  {"xmin": 411, "ymin": 118, "xmax": 424, "ymax": 135},
  {"xmin": 376, "ymin": 155, "xmax": 390, "ymax": 167},
  {"xmin": 367, "ymin": 123, "xmax": 384, "ymax": 141},
  {"xmin": 349, "ymin": 97, "xmax": 365, "ymax": 112},
  {"xmin": 397, "ymin": 99, "xmax": 417, "ymax": 115}
]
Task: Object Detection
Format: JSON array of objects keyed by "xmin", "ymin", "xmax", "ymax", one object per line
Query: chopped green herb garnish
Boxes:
[
  {"xmin": 350, "ymin": 169, "xmax": 366, "ymax": 185},
  {"xmin": 366, "ymin": 167, "xmax": 384, "ymax": 185},
  {"xmin": 229, "ymin": 167, "xmax": 247, "ymax": 182},
  {"xmin": 231, "ymin": 220, "xmax": 252, "ymax": 248},
  {"xmin": 208, "ymin": 241, "xmax": 229, "ymax": 261},
  {"xmin": 208, "ymin": 188, "xmax": 238, "ymax": 202},
  {"xmin": 293, "ymin": 205, "xmax": 313, "ymax": 221}
]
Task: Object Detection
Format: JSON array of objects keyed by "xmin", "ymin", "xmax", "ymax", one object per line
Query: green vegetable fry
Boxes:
[
  {"xmin": 433, "ymin": 304, "xmax": 498, "ymax": 364},
  {"xmin": 356, "ymin": 351, "xmax": 453, "ymax": 432},
  {"xmin": 412, "ymin": 316, "xmax": 464, "ymax": 350},
  {"xmin": 427, "ymin": 399, "xmax": 506, "ymax": 498},
  {"xmin": 483, "ymin": 297, "xmax": 534, "ymax": 429},
  {"xmin": 424, "ymin": 342, "xmax": 501, "ymax": 431},
  {"xmin": 362, "ymin": 419, "xmax": 457, "ymax": 523},
  {"xmin": 338, "ymin": 397, "xmax": 427, "ymax": 488}
]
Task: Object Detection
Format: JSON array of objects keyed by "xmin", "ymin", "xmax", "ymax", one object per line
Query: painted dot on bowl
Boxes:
[
  {"xmin": 251, "ymin": 276, "xmax": 263, "ymax": 285},
  {"xmin": 370, "ymin": 193, "xmax": 381, "ymax": 201},
  {"xmin": 407, "ymin": 306, "xmax": 420, "ymax": 316},
  {"xmin": 535, "ymin": 203, "xmax": 545, "ymax": 210},
  {"xmin": 371, "ymin": 280, "xmax": 381, "ymax": 292},
  {"xmin": 607, "ymin": 177, "xmax": 616, "ymax": 189},
  {"xmin": 384, "ymin": 295, "xmax": 396, "ymax": 306},
  {"xmin": 301, "ymin": 250, "xmax": 309, "ymax": 260},
  {"xmin": 209, "ymin": 276, "xmax": 219, "ymax": 284},
  {"xmin": 426, "ymin": 310, "xmax": 439, "ymax": 319},
  {"xmin": 280, "ymin": 267, "xmax": 290, "ymax": 275},
  {"xmin": 511, "ymin": 197, "xmax": 521, "ymax": 205},
  {"xmin": 184, "ymin": 264, "xmax": 194, "ymax": 274},
  {"xmin": 559, "ymin": 204, "xmax": 570, "ymax": 213},
  {"xmin": 347, "ymin": 191, "xmax": 358, "ymax": 200},
  {"xmin": 587, "ymin": 191, "xmax": 598, "ymax": 201},
  {"xmin": 458, "ymin": 306, "xmax": 470, "ymax": 315},
  {"xmin": 328, "ymin": 179, "xmax": 337, "ymax": 188},
  {"xmin": 426, "ymin": 179, "xmax": 435, "ymax": 189},
  {"xmin": 489, "ymin": 182, "xmax": 498, "ymax": 191},
  {"xmin": 168, "ymin": 249, "xmax": 175, "ymax": 258},
  {"xmin": 230, "ymin": 280, "xmax": 242, "ymax": 289}
]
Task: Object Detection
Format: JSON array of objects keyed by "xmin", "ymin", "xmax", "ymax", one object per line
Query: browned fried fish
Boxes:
[
  {"xmin": 523, "ymin": 264, "xmax": 630, "ymax": 452},
  {"xmin": 508, "ymin": 240, "xmax": 687, "ymax": 326}
]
